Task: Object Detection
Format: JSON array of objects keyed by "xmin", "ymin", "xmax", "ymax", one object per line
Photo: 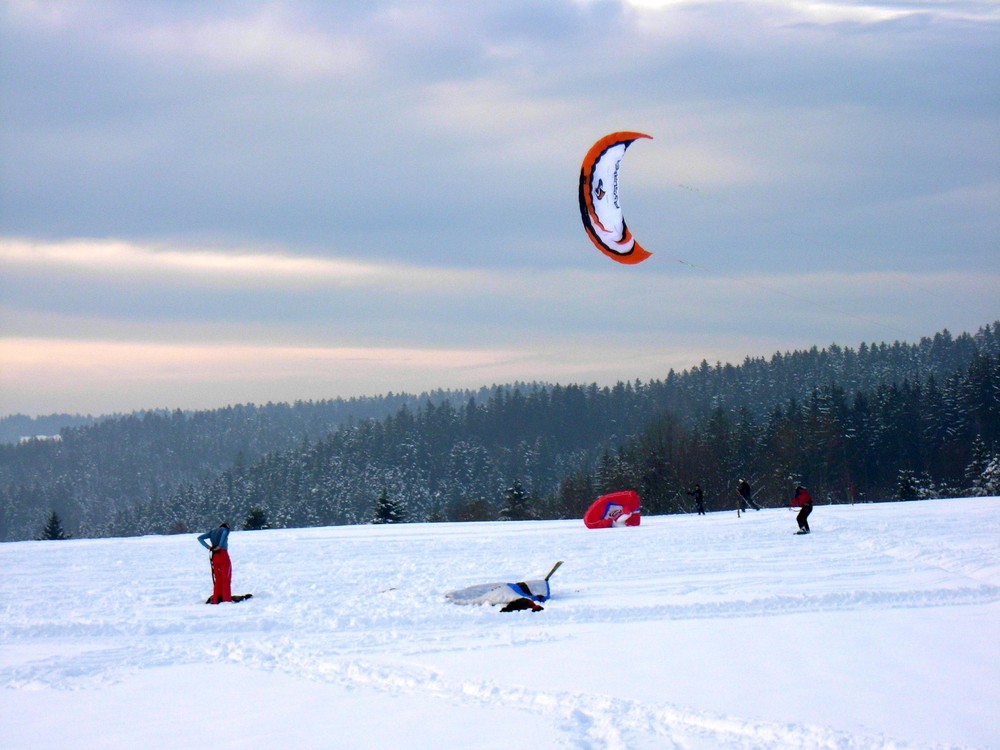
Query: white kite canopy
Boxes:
[
  {"xmin": 445, "ymin": 561, "xmax": 563, "ymax": 612},
  {"xmin": 578, "ymin": 131, "xmax": 652, "ymax": 265}
]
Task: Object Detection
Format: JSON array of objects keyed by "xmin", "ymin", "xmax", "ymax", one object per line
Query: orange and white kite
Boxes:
[{"xmin": 578, "ymin": 131, "xmax": 652, "ymax": 265}]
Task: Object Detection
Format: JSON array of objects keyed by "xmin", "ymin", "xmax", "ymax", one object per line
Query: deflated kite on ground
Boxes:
[
  {"xmin": 583, "ymin": 490, "xmax": 641, "ymax": 528},
  {"xmin": 445, "ymin": 561, "xmax": 563, "ymax": 612},
  {"xmin": 579, "ymin": 132, "xmax": 652, "ymax": 265}
]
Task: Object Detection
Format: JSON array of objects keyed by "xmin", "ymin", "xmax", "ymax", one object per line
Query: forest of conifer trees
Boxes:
[{"xmin": 1, "ymin": 323, "xmax": 997, "ymax": 541}]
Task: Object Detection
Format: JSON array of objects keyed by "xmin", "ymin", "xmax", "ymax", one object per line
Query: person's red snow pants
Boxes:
[{"xmin": 209, "ymin": 549, "xmax": 233, "ymax": 603}]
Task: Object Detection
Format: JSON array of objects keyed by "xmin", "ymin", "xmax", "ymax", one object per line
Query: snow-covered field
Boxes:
[{"xmin": 2, "ymin": 498, "xmax": 998, "ymax": 749}]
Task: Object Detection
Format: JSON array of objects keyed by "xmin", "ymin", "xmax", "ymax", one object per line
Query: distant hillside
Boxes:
[
  {"xmin": 0, "ymin": 392, "xmax": 476, "ymax": 539},
  {"xmin": 1, "ymin": 322, "xmax": 997, "ymax": 541},
  {"xmin": 0, "ymin": 413, "xmax": 103, "ymax": 444}
]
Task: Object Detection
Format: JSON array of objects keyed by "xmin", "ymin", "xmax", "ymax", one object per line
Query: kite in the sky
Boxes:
[{"xmin": 578, "ymin": 131, "xmax": 652, "ymax": 265}]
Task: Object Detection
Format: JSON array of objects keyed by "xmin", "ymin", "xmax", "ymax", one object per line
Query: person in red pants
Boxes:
[{"xmin": 198, "ymin": 522, "xmax": 233, "ymax": 603}]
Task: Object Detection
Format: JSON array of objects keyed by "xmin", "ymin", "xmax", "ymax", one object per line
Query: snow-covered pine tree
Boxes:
[
  {"xmin": 964, "ymin": 436, "xmax": 992, "ymax": 496},
  {"xmin": 915, "ymin": 471, "xmax": 938, "ymax": 500},
  {"xmin": 372, "ymin": 489, "xmax": 405, "ymax": 524},
  {"xmin": 894, "ymin": 469, "xmax": 937, "ymax": 500},
  {"xmin": 970, "ymin": 452, "xmax": 1000, "ymax": 497},
  {"xmin": 38, "ymin": 511, "xmax": 69, "ymax": 540},
  {"xmin": 499, "ymin": 479, "xmax": 533, "ymax": 521},
  {"xmin": 243, "ymin": 505, "xmax": 269, "ymax": 530},
  {"xmin": 895, "ymin": 469, "xmax": 919, "ymax": 501}
]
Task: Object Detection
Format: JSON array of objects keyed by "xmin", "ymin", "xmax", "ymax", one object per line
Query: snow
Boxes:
[{"xmin": 2, "ymin": 497, "xmax": 998, "ymax": 749}]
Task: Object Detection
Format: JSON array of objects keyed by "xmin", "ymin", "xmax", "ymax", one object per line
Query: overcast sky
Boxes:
[{"xmin": 1, "ymin": 0, "xmax": 998, "ymax": 417}]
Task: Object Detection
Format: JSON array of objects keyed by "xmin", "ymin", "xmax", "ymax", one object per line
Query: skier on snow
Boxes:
[
  {"xmin": 688, "ymin": 483, "xmax": 706, "ymax": 515},
  {"xmin": 198, "ymin": 522, "xmax": 234, "ymax": 603},
  {"xmin": 791, "ymin": 486, "xmax": 813, "ymax": 534},
  {"xmin": 737, "ymin": 479, "xmax": 760, "ymax": 511}
]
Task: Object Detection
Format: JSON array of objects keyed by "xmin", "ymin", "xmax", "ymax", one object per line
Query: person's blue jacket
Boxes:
[{"xmin": 198, "ymin": 524, "xmax": 230, "ymax": 551}]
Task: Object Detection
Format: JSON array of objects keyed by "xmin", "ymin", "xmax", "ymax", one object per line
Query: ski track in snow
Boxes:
[
  {"xmin": 6, "ymin": 639, "xmax": 960, "ymax": 749},
  {"xmin": 2, "ymin": 499, "xmax": 997, "ymax": 749}
]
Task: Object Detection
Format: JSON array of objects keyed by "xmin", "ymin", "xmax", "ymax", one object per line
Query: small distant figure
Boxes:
[
  {"xmin": 737, "ymin": 479, "xmax": 760, "ymax": 511},
  {"xmin": 791, "ymin": 486, "xmax": 813, "ymax": 534},
  {"xmin": 198, "ymin": 522, "xmax": 233, "ymax": 604},
  {"xmin": 688, "ymin": 483, "xmax": 706, "ymax": 515}
]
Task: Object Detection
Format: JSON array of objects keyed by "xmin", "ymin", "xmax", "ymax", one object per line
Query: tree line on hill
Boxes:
[
  {"xmin": 1, "ymin": 323, "xmax": 998, "ymax": 541},
  {"xmin": 0, "ymin": 392, "xmax": 466, "ymax": 538}
]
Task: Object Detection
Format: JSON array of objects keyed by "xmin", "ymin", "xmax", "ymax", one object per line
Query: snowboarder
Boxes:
[
  {"xmin": 737, "ymin": 479, "xmax": 760, "ymax": 511},
  {"xmin": 688, "ymin": 483, "xmax": 705, "ymax": 515},
  {"xmin": 198, "ymin": 522, "xmax": 233, "ymax": 603},
  {"xmin": 791, "ymin": 486, "xmax": 813, "ymax": 534}
]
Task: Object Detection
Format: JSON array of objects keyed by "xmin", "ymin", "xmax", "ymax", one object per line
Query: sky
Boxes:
[{"xmin": 1, "ymin": 0, "xmax": 998, "ymax": 417}]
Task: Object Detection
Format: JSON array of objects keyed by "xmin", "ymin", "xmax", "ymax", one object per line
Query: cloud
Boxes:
[
  {"xmin": 620, "ymin": 0, "xmax": 998, "ymax": 25},
  {"xmin": 1, "ymin": 330, "xmax": 751, "ymax": 417},
  {"xmin": 3, "ymin": 2, "xmax": 373, "ymax": 81},
  {"xmin": 0, "ymin": 237, "xmax": 497, "ymax": 292},
  {"xmin": 0, "ymin": 337, "xmax": 525, "ymax": 415},
  {"xmin": 123, "ymin": 6, "xmax": 372, "ymax": 81},
  {"xmin": 2, "ymin": 237, "xmax": 993, "ymax": 346},
  {"xmin": 0, "ymin": 328, "xmax": 829, "ymax": 416}
]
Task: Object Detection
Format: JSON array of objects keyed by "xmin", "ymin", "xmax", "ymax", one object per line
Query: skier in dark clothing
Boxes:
[
  {"xmin": 791, "ymin": 486, "xmax": 813, "ymax": 534},
  {"xmin": 198, "ymin": 522, "xmax": 233, "ymax": 603},
  {"xmin": 737, "ymin": 479, "xmax": 760, "ymax": 511},
  {"xmin": 688, "ymin": 483, "xmax": 706, "ymax": 515}
]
